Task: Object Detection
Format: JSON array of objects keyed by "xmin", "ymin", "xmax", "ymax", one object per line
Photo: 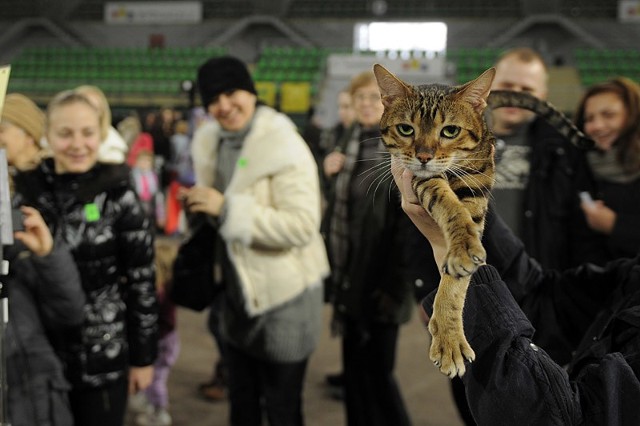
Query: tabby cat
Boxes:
[{"xmin": 373, "ymin": 64, "xmax": 592, "ymax": 378}]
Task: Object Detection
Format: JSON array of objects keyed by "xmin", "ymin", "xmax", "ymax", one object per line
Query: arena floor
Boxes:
[{"xmin": 125, "ymin": 304, "xmax": 466, "ymax": 426}]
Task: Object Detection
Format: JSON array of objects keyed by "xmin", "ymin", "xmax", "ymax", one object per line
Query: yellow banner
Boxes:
[
  {"xmin": 280, "ymin": 82, "xmax": 311, "ymax": 113},
  {"xmin": 255, "ymin": 81, "xmax": 277, "ymax": 107}
]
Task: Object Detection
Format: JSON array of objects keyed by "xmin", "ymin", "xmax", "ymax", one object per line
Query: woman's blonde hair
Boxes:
[{"xmin": 75, "ymin": 85, "xmax": 112, "ymax": 141}]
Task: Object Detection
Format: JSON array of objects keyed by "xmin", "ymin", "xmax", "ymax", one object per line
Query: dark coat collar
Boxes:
[{"xmin": 15, "ymin": 159, "xmax": 132, "ymax": 205}]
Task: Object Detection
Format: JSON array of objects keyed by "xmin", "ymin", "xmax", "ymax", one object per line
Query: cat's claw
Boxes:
[{"xmin": 444, "ymin": 239, "xmax": 486, "ymax": 278}]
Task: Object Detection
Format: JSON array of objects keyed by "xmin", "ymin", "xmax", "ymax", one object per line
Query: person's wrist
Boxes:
[
  {"xmin": 431, "ymin": 245, "xmax": 446, "ymax": 273},
  {"xmin": 33, "ymin": 243, "xmax": 53, "ymax": 257}
]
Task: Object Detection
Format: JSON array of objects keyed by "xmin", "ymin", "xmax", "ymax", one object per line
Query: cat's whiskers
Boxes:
[
  {"xmin": 358, "ymin": 135, "xmax": 384, "ymax": 145},
  {"xmin": 364, "ymin": 160, "xmax": 395, "ymax": 199},
  {"xmin": 345, "ymin": 153, "xmax": 395, "ymax": 200},
  {"xmin": 355, "ymin": 155, "xmax": 392, "ymax": 180},
  {"xmin": 368, "ymin": 167, "xmax": 396, "ymax": 201},
  {"xmin": 447, "ymin": 168, "xmax": 480, "ymax": 193},
  {"xmin": 447, "ymin": 165, "xmax": 496, "ymax": 202}
]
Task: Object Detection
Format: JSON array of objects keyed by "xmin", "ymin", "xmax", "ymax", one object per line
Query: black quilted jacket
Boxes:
[{"xmin": 14, "ymin": 159, "xmax": 158, "ymax": 389}]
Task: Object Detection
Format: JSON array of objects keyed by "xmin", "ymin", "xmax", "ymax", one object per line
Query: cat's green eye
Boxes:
[
  {"xmin": 441, "ymin": 125, "xmax": 460, "ymax": 138},
  {"xmin": 396, "ymin": 124, "xmax": 414, "ymax": 137}
]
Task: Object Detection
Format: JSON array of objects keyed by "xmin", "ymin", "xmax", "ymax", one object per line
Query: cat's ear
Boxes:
[
  {"xmin": 457, "ymin": 67, "xmax": 496, "ymax": 114},
  {"xmin": 373, "ymin": 64, "xmax": 411, "ymax": 107}
]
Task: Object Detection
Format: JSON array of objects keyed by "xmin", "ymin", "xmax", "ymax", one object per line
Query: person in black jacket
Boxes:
[
  {"xmin": 393, "ymin": 162, "xmax": 640, "ymax": 426},
  {"xmin": 6, "ymin": 206, "xmax": 85, "ymax": 426},
  {"xmin": 322, "ymin": 71, "xmax": 418, "ymax": 426},
  {"xmin": 573, "ymin": 77, "xmax": 640, "ymax": 265},
  {"xmin": 447, "ymin": 47, "xmax": 598, "ymax": 425},
  {"xmin": 488, "ymin": 46, "xmax": 595, "ymax": 271},
  {"xmin": 14, "ymin": 89, "xmax": 158, "ymax": 426}
]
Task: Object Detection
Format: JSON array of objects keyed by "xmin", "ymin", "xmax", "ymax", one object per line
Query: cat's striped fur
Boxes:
[{"xmin": 373, "ymin": 64, "xmax": 592, "ymax": 378}]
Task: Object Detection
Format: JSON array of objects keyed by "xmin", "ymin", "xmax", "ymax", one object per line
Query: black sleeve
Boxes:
[
  {"xmin": 482, "ymin": 203, "xmax": 625, "ymax": 364},
  {"xmin": 116, "ymin": 187, "xmax": 159, "ymax": 367},
  {"xmin": 421, "ymin": 265, "xmax": 640, "ymax": 425},
  {"xmin": 31, "ymin": 240, "xmax": 86, "ymax": 328},
  {"xmin": 483, "ymin": 203, "xmax": 545, "ymax": 302}
]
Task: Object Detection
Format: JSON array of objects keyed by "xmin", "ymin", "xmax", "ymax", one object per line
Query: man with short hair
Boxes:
[
  {"xmin": 489, "ymin": 47, "xmax": 594, "ymax": 271},
  {"xmin": 450, "ymin": 48, "xmax": 597, "ymax": 426}
]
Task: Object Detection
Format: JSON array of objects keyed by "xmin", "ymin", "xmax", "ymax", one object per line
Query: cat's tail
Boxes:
[{"xmin": 487, "ymin": 90, "xmax": 594, "ymax": 150}]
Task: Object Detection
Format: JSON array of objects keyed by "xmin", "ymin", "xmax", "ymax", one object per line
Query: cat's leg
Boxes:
[
  {"xmin": 413, "ymin": 177, "xmax": 486, "ymax": 278},
  {"xmin": 428, "ymin": 274, "xmax": 474, "ymax": 377},
  {"xmin": 413, "ymin": 176, "xmax": 482, "ymax": 377}
]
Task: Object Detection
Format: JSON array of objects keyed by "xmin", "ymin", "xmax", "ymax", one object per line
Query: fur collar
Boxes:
[{"xmin": 192, "ymin": 106, "xmax": 307, "ymax": 192}]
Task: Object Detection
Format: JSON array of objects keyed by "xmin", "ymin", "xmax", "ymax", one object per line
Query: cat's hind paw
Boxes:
[{"xmin": 428, "ymin": 316, "xmax": 475, "ymax": 378}]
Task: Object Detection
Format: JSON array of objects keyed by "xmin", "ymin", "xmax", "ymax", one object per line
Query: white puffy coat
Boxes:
[{"xmin": 191, "ymin": 106, "xmax": 330, "ymax": 317}]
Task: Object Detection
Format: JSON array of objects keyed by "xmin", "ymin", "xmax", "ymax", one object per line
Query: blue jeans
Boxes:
[{"xmin": 227, "ymin": 344, "xmax": 308, "ymax": 426}]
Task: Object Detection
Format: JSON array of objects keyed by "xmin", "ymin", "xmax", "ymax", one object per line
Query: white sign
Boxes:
[
  {"xmin": 619, "ymin": 1, "xmax": 640, "ymax": 22},
  {"xmin": 0, "ymin": 66, "xmax": 12, "ymax": 246},
  {"xmin": 0, "ymin": 66, "xmax": 9, "ymax": 120},
  {"xmin": 327, "ymin": 54, "xmax": 447, "ymax": 83},
  {"xmin": 105, "ymin": 2, "xmax": 202, "ymax": 24}
]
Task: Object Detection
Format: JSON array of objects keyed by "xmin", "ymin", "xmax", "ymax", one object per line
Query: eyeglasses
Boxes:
[{"xmin": 353, "ymin": 92, "xmax": 382, "ymax": 103}]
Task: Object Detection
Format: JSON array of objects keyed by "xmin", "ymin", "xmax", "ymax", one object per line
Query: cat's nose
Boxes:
[{"xmin": 416, "ymin": 153, "xmax": 433, "ymax": 164}]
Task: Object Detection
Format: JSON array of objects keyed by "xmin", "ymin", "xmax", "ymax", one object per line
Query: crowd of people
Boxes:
[
  {"xmin": 0, "ymin": 82, "xmax": 199, "ymax": 425},
  {"xmin": 0, "ymin": 45, "xmax": 639, "ymax": 426}
]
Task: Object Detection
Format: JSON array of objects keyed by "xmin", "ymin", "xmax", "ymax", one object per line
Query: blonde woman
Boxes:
[{"xmin": 14, "ymin": 90, "xmax": 158, "ymax": 426}]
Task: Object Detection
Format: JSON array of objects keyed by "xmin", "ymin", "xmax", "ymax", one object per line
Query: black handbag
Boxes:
[{"xmin": 169, "ymin": 220, "xmax": 221, "ymax": 311}]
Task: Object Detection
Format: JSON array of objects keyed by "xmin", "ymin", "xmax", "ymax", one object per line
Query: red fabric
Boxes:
[
  {"xmin": 127, "ymin": 132, "xmax": 154, "ymax": 167},
  {"xmin": 164, "ymin": 180, "xmax": 182, "ymax": 235}
]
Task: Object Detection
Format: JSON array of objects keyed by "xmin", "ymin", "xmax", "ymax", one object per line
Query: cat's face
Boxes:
[{"xmin": 373, "ymin": 65, "xmax": 495, "ymax": 178}]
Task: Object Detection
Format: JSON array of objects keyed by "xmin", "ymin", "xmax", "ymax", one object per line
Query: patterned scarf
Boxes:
[
  {"xmin": 587, "ymin": 147, "xmax": 640, "ymax": 184},
  {"xmin": 328, "ymin": 125, "xmax": 361, "ymax": 287}
]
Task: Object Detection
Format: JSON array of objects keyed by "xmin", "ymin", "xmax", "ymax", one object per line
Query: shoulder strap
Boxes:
[{"xmin": 334, "ymin": 123, "xmax": 357, "ymax": 154}]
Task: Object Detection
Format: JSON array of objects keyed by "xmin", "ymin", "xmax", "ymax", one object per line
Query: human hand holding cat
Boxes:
[
  {"xmin": 391, "ymin": 158, "xmax": 447, "ymax": 271},
  {"xmin": 392, "ymin": 157, "xmax": 476, "ymax": 376}
]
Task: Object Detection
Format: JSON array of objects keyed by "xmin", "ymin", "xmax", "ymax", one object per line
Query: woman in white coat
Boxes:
[{"xmin": 181, "ymin": 56, "xmax": 329, "ymax": 426}]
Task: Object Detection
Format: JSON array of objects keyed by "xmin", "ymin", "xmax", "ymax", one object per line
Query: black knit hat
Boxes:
[{"xmin": 197, "ymin": 56, "xmax": 257, "ymax": 108}]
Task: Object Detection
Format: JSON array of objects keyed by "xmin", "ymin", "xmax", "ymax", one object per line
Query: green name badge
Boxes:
[{"xmin": 84, "ymin": 203, "xmax": 100, "ymax": 222}]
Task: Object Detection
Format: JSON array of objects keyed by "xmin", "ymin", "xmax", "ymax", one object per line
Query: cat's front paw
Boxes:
[
  {"xmin": 428, "ymin": 315, "xmax": 475, "ymax": 378},
  {"xmin": 443, "ymin": 238, "xmax": 486, "ymax": 278}
]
